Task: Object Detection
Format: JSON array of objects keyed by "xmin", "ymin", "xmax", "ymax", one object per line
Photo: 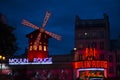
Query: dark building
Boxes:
[
  {"xmin": 75, "ymin": 14, "xmax": 110, "ymax": 50},
  {"xmin": 110, "ymin": 36, "xmax": 120, "ymax": 77}
]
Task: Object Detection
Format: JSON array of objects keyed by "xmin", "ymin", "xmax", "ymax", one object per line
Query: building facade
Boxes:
[
  {"xmin": 26, "ymin": 30, "xmax": 50, "ymax": 61},
  {"xmin": 110, "ymin": 37, "xmax": 120, "ymax": 78},
  {"xmin": 74, "ymin": 14, "xmax": 116, "ymax": 80}
]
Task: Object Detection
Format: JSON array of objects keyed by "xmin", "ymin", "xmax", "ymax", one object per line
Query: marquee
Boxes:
[
  {"xmin": 8, "ymin": 57, "xmax": 52, "ymax": 65},
  {"xmin": 74, "ymin": 61, "xmax": 107, "ymax": 69}
]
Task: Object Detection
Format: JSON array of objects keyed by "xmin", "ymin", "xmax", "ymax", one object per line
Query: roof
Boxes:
[
  {"xmin": 75, "ymin": 14, "xmax": 109, "ymax": 29},
  {"xmin": 26, "ymin": 30, "xmax": 51, "ymax": 39}
]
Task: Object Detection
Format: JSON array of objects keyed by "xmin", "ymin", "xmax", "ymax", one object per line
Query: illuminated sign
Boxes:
[
  {"xmin": 74, "ymin": 61, "xmax": 107, "ymax": 68},
  {"xmin": 9, "ymin": 57, "xmax": 52, "ymax": 65},
  {"xmin": 78, "ymin": 68, "xmax": 104, "ymax": 71},
  {"xmin": 80, "ymin": 70, "xmax": 104, "ymax": 78},
  {"xmin": 85, "ymin": 48, "xmax": 96, "ymax": 60}
]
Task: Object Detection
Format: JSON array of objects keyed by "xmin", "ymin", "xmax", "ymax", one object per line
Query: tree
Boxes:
[{"xmin": 0, "ymin": 22, "xmax": 18, "ymax": 56}]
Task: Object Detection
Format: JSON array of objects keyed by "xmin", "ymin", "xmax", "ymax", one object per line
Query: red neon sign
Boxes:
[
  {"xmin": 74, "ymin": 61, "xmax": 107, "ymax": 68},
  {"xmin": 85, "ymin": 48, "xmax": 96, "ymax": 60},
  {"xmin": 80, "ymin": 70, "xmax": 104, "ymax": 78}
]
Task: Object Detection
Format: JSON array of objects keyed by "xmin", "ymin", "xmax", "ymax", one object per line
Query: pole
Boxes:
[
  {"xmin": 0, "ymin": 60, "xmax": 2, "ymax": 74},
  {"xmin": 1, "ymin": 61, "xmax": 2, "ymax": 74}
]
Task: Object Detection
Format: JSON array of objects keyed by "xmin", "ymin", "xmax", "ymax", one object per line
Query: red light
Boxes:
[
  {"xmin": 28, "ymin": 51, "xmax": 48, "ymax": 61},
  {"xmin": 74, "ymin": 61, "xmax": 107, "ymax": 69},
  {"xmin": 80, "ymin": 70, "xmax": 104, "ymax": 78},
  {"xmin": 84, "ymin": 48, "xmax": 97, "ymax": 60}
]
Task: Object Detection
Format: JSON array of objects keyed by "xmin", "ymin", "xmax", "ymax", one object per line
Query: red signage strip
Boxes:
[{"xmin": 74, "ymin": 61, "xmax": 107, "ymax": 69}]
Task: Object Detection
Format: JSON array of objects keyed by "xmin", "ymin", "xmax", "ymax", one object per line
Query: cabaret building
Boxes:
[
  {"xmin": 74, "ymin": 14, "xmax": 116, "ymax": 80},
  {"xmin": 4, "ymin": 13, "xmax": 116, "ymax": 80}
]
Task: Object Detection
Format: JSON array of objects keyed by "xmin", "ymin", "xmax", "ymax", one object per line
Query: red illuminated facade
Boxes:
[
  {"xmin": 26, "ymin": 30, "xmax": 51, "ymax": 61},
  {"xmin": 74, "ymin": 14, "xmax": 116, "ymax": 79}
]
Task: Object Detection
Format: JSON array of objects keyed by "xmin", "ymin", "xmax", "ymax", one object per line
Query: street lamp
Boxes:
[{"xmin": 0, "ymin": 55, "xmax": 5, "ymax": 74}]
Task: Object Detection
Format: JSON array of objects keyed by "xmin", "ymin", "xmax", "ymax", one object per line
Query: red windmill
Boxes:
[{"xmin": 22, "ymin": 11, "xmax": 61, "ymax": 61}]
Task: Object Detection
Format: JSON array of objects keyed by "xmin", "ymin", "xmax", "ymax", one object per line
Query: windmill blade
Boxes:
[
  {"xmin": 22, "ymin": 19, "xmax": 39, "ymax": 30},
  {"xmin": 34, "ymin": 32, "xmax": 42, "ymax": 47},
  {"xmin": 41, "ymin": 11, "xmax": 51, "ymax": 28},
  {"xmin": 45, "ymin": 30, "xmax": 61, "ymax": 40}
]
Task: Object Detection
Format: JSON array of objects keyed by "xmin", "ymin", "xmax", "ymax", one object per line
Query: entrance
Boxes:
[{"xmin": 77, "ymin": 68, "xmax": 105, "ymax": 80}]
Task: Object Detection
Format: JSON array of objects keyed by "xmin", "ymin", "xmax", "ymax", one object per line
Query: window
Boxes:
[
  {"xmin": 39, "ymin": 42, "xmax": 42, "ymax": 44},
  {"xmin": 98, "ymin": 31, "xmax": 105, "ymax": 38},
  {"xmin": 79, "ymin": 54, "xmax": 83, "ymax": 60},
  {"xmin": 78, "ymin": 42, "xmax": 83, "ymax": 49},
  {"xmin": 116, "ymin": 55, "xmax": 120, "ymax": 63},
  {"xmin": 30, "ymin": 42, "xmax": 32, "ymax": 44},
  {"xmin": 33, "ymin": 45, "xmax": 37, "ymax": 50},
  {"xmin": 109, "ymin": 55, "xmax": 113, "ymax": 62},
  {"xmin": 99, "ymin": 54, "xmax": 104, "ymax": 60},
  {"xmin": 87, "ymin": 42, "xmax": 91, "ymax": 48},
  {"xmin": 29, "ymin": 46, "xmax": 32, "ymax": 51},
  {"xmin": 92, "ymin": 42, "xmax": 97, "ymax": 48},
  {"xmin": 39, "ymin": 45, "xmax": 42, "ymax": 51},
  {"xmin": 44, "ymin": 42, "xmax": 46, "ymax": 44},
  {"xmin": 34, "ymin": 42, "xmax": 37, "ymax": 45},
  {"xmin": 100, "ymin": 41, "xmax": 104, "ymax": 49},
  {"xmin": 44, "ymin": 35, "xmax": 47, "ymax": 39},
  {"xmin": 109, "ymin": 67, "xmax": 114, "ymax": 73},
  {"xmin": 44, "ymin": 46, "xmax": 47, "ymax": 51},
  {"xmin": 116, "ymin": 65, "xmax": 120, "ymax": 76},
  {"xmin": 92, "ymin": 31, "xmax": 97, "ymax": 38},
  {"xmin": 78, "ymin": 33, "xmax": 84, "ymax": 39}
]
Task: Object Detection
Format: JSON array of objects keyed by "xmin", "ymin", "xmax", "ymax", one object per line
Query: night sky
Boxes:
[{"xmin": 0, "ymin": 0, "xmax": 120, "ymax": 55}]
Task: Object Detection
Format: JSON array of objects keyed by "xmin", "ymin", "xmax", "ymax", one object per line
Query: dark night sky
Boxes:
[{"xmin": 0, "ymin": 0, "xmax": 120, "ymax": 55}]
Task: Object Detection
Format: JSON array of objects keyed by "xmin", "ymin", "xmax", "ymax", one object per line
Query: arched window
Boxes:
[
  {"xmin": 44, "ymin": 46, "xmax": 47, "ymax": 51},
  {"xmin": 33, "ymin": 45, "xmax": 37, "ymax": 50},
  {"xmin": 39, "ymin": 45, "xmax": 42, "ymax": 51},
  {"xmin": 29, "ymin": 46, "xmax": 32, "ymax": 51}
]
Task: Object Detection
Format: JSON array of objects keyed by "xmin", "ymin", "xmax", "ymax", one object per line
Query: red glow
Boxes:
[
  {"xmin": 28, "ymin": 51, "xmax": 48, "ymax": 61},
  {"xmin": 80, "ymin": 70, "xmax": 104, "ymax": 78},
  {"xmin": 85, "ymin": 48, "xmax": 97, "ymax": 60},
  {"xmin": 93, "ymin": 48, "xmax": 96, "ymax": 57},
  {"xmin": 90, "ymin": 48, "xmax": 93, "ymax": 56},
  {"xmin": 74, "ymin": 61, "xmax": 107, "ymax": 69},
  {"xmin": 85, "ymin": 48, "xmax": 89, "ymax": 58}
]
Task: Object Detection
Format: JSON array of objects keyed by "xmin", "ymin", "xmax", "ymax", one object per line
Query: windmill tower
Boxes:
[{"xmin": 22, "ymin": 11, "xmax": 61, "ymax": 61}]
